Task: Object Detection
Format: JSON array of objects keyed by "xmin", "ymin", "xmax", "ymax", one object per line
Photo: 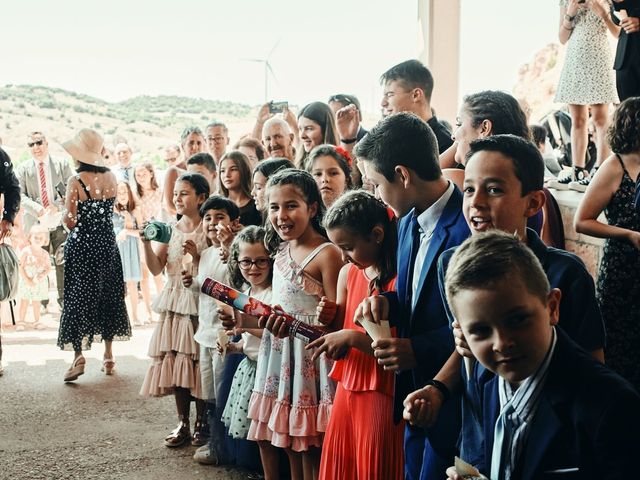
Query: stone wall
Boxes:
[{"xmin": 551, "ymin": 189, "xmax": 604, "ymax": 279}]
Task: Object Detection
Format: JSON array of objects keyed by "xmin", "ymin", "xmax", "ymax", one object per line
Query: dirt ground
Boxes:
[{"xmin": 0, "ymin": 321, "xmax": 250, "ymax": 480}]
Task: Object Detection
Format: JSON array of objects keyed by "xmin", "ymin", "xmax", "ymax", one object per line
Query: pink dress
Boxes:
[
  {"xmin": 139, "ymin": 223, "xmax": 207, "ymax": 398},
  {"xmin": 248, "ymin": 242, "xmax": 335, "ymax": 452}
]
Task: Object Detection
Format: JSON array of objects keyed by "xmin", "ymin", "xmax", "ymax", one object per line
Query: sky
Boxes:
[{"xmin": 0, "ymin": 0, "xmax": 558, "ymax": 116}]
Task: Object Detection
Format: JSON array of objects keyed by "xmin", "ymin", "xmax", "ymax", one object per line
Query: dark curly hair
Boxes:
[{"xmin": 607, "ymin": 97, "xmax": 640, "ymax": 154}]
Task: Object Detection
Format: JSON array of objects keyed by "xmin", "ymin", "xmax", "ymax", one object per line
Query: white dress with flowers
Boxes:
[
  {"xmin": 247, "ymin": 242, "xmax": 335, "ymax": 452},
  {"xmin": 139, "ymin": 223, "xmax": 207, "ymax": 398}
]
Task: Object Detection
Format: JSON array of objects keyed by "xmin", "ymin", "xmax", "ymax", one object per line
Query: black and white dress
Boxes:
[
  {"xmin": 555, "ymin": 0, "xmax": 618, "ymax": 105},
  {"xmin": 57, "ymin": 176, "xmax": 131, "ymax": 351}
]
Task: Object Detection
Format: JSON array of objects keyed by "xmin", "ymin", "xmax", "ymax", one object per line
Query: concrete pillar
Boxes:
[{"xmin": 417, "ymin": 0, "xmax": 461, "ymax": 123}]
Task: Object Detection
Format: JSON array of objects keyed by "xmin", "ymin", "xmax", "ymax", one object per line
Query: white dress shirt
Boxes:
[{"xmin": 411, "ymin": 181, "xmax": 454, "ymax": 309}]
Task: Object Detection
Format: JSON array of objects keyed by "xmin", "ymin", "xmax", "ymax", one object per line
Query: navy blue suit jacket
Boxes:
[
  {"xmin": 478, "ymin": 329, "xmax": 640, "ymax": 480},
  {"xmin": 386, "ymin": 186, "xmax": 470, "ymax": 453}
]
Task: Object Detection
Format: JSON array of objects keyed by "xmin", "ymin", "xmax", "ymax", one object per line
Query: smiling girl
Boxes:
[
  {"xmin": 295, "ymin": 102, "xmax": 339, "ymax": 171},
  {"xmin": 219, "ymin": 151, "xmax": 262, "ymax": 227},
  {"xmin": 308, "ymin": 145, "xmax": 353, "ymax": 208}
]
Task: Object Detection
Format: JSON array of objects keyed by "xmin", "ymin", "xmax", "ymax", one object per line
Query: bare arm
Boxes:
[
  {"xmin": 559, "ymin": 2, "xmax": 579, "ymax": 44},
  {"xmin": 162, "ymin": 167, "xmax": 180, "ymax": 216},
  {"xmin": 575, "ymin": 156, "xmax": 639, "ymax": 246},
  {"xmin": 590, "ymin": 0, "xmax": 621, "ymax": 36},
  {"xmin": 141, "ymin": 238, "xmax": 168, "ymax": 275},
  {"xmin": 315, "ymin": 245, "xmax": 344, "ymax": 324},
  {"xmin": 251, "ymin": 103, "xmax": 273, "ymax": 142},
  {"xmin": 63, "ymin": 177, "xmax": 79, "ymax": 230},
  {"xmin": 438, "ymin": 143, "xmax": 458, "ymax": 169}
]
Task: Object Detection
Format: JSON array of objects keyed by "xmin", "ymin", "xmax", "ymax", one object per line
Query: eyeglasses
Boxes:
[
  {"xmin": 28, "ymin": 140, "xmax": 44, "ymax": 148},
  {"xmin": 208, "ymin": 136, "xmax": 227, "ymax": 143},
  {"xmin": 238, "ymin": 258, "xmax": 271, "ymax": 270}
]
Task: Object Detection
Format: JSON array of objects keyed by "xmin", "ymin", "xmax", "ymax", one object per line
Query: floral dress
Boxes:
[
  {"xmin": 248, "ymin": 243, "xmax": 335, "ymax": 452},
  {"xmin": 555, "ymin": 0, "xmax": 618, "ymax": 104},
  {"xmin": 139, "ymin": 222, "xmax": 207, "ymax": 398},
  {"xmin": 596, "ymin": 155, "xmax": 640, "ymax": 391},
  {"xmin": 17, "ymin": 247, "xmax": 49, "ymax": 301}
]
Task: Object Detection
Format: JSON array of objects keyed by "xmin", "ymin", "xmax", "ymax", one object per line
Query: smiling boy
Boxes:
[{"xmin": 443, "ymin": 231, "xmax": 640, "ymax": 480}]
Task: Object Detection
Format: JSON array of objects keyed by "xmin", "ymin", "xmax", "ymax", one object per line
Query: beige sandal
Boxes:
[
  {"xmin": 64, "ymin": 356, "xmax": 86, "ymax": 382},
  {"xmin": 101, "ymin": 357, "xmax": 116, "ymax": 375}
]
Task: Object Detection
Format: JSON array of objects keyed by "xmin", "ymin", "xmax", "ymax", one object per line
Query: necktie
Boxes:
[
  {"xmin": 491, "ymin": 403, "xmax": 516, "ymax": 480},
  {"xmin": 406, "ymin": 214, "xmax": 421, "ymax": 307},
  {"xmin": 122, "ymin": 167, "xmax": 130, "ymax": 182},
  {"xmin": 38, "ymin": 162, "xmax": 50, "ymax": 208}
]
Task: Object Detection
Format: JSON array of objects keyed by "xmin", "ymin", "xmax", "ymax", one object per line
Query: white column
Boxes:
[{"xmin": 417, "ymin": 0, "xmax": 461, "ymax": 123}]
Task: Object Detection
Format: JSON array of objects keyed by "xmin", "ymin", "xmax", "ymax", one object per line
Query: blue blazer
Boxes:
[
  {"xmin": 479, "ymin": 329, "xmax": 640, "ymax": 480},
  {"xmin": 387, "ymin": 186, "xmax": 469, "ymax": 451}
]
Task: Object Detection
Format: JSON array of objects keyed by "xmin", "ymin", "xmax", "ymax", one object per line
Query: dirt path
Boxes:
[{"xmin": 0, "ymin": 325, "xmax": 248, "ymax": 480}]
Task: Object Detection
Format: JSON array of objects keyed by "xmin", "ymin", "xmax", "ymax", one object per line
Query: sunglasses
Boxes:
[
  {"xmin": 28, "ymin": 140, "xmax": 44, "ymax": 148},
  {"xmin": 238, "ymin": 258, "xmax": 271, "ymax": 270}
]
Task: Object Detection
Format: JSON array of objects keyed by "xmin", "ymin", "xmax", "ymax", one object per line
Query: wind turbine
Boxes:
[{"xmin": 242, "ymin": 38, "xmax": 281, "ymax": 102}]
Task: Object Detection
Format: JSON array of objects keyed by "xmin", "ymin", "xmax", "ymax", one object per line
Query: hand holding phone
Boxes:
[{"xmin": 269, "ymin": 101, "xmax": 288, "ymax": 114}]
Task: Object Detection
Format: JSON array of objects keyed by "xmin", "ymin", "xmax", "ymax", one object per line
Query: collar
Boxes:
[
  {"xmin": 498, "ymin": 327, "xmax": 557, "ymax": 422},
  {"xmin": 33, "ymin": 155, "xmax": 50, "ymax": 166},
  {"xmin": 415, "ymin": 180, "xmax": 454, "ymax": 237}
]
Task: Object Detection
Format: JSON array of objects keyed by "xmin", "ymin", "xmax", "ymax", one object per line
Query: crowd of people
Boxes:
[{"xmin": 1, "ymin": 3, "xmax": 640, "ymax": 478}]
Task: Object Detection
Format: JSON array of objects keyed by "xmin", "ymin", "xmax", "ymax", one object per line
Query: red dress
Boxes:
[{"xmin": 319, "ymin": 264, "xmax": 404, "ymax": 480}]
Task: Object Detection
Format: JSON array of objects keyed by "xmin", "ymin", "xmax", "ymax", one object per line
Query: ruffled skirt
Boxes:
[{"xmin": 222, "ymin": 357, "xmax": 257, "ymax": 439}]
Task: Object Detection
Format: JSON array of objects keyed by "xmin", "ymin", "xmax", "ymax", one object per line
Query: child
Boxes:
[
  {"xmin": 113, "ymin": 181, "xmax": 147, "ymax": 325},
  {"xmin": 221, "ymin": 226, "xmax": 272, "ymax": 450},
  {"xmin": 575, "ymin": 96, "xmax": 640, "ymax": 391},
  {"xmin": 139, "ymin": 173, "xmax": 210, "ymax": 448},
  {"xmin": 251, "ymin": 158, "xmax": 295, "ymax": 214},
  {"xmin": 248, "ymin": 168, "xmax": 342, "ymax": 480},
  {"xmin": 219, "ymin": 151, "xmax": 262, "ymax": 227},
  {"xmin": 354, "ymin": 112, "xmax": 469, "ymax": 479},
  {"xmin": 187, "ymin": 152, "xmax": 218, "ymax": 196},
  {"xmin": 308, "ymin": 145, "xmax": 352, "ymax": 208},
  {"xmin": 307, "ymin": 190, "xmax": 403, "ymax": 480},
  {"xmin": 181, "ymin": 195, "xmax": 240, "ymax": 465},
  {"xmin": 444, "ymin": 231, "xmax": 640, "ymax": 479},
  {"xmin": 405, "ymin": 135, "xmax": 604, "ymax": 469},
  {"xmin": 17, "ymin": 225, "xmax": 51, "ymax": 330}
]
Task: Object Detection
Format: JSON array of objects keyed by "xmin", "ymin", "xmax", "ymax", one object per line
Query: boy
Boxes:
[
  {"xmin": 444, "ymin": 231, "xmax": 640, "ymax": 479},
  {"xmin": 187, "ymin": 152, "xmax": 218, "ymax": 194},
  {"xmin": 182, "ymin": 195, "xmax": 239, "ymax": 465},
  {"xmin": 404, "ymin": 135, "xmax": 605, "ymax": 467},
  {"xmin": 354, "ymin": 112, "xmax": 470, "ymax": 480}
]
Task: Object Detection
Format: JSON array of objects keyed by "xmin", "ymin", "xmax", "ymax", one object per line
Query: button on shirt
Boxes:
[{"xmin": 411, "ymin": 181, "xmax": 454, "ymax": 309}]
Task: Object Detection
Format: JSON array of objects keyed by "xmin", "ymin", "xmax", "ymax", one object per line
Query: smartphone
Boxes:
[
  {"xmin": 577, "ymin": 0, "xmax": 586, "ymax": 3},
  {"xmin": 269, "ymin": 101, "xmax": 288, "ymax": 114}
]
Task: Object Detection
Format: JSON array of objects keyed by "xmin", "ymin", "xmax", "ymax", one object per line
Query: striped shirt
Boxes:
[{"xmin": 492, "ymin": 327, "xmax": 558, "ymax": 480}]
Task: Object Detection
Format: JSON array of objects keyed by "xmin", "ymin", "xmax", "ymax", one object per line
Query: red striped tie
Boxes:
[{"xmin": 38, "ymin": 161, "xmax": 50, "ymax": 208}]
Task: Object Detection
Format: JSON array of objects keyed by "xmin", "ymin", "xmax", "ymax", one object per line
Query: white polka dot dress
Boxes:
[{"xmin": 57, "ymin": 177, "xmax": 131, "ymax": 351}]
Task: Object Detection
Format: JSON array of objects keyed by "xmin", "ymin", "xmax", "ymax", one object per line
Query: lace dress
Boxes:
[
  {"xmin": 555, "ymin": 0, "xmax": 618, "ymax": 104},
  {"xmin": 596, "ymin": 155, "xmax": 640, "ymax": 391},
  {"xmin": 139, "ymin": 222, "xmax": 207, "ymax": 398},
  {"xmin": 57, "ymin": 177, "xmax": 131, "ymax": 351},
  {"xmin": 248, "ymin": 243, "xmax": 335, "ymax": 452}
]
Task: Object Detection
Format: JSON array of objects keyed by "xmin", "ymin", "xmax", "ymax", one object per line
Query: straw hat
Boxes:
[{"xmin": 62, "ymin": 128, "xmax": 105, "ymax": 166}]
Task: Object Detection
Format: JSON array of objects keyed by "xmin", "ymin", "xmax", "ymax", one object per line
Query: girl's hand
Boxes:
[
  {"xmin": 218, "ymin": 307, "xmax": 236, "ymax": 330},
  {"xmin": 116, "ymin": 231, "xmax": 127, "ymax": 243},
  {"xmin": 589, "ymin": 0, "xmax": 608, "ymax": 19},
  {"xmin": 181, "ymin": 270, "xmax": 193, "ymax": 288},
  {"xmin": 140, "ymin": 221, "xmax": 151, "ymax": 243},
  {"xmin": 628, "ymin": 230, "xmax": 640, "ymax": 250},
  {"xmin": 258, "ymin": 309, "xmax": 289, "ymax": 338},
  {"xmin": 182, "ymin": 239, "xmax": 198, "ymax": 257},
  {"xmin": 566, "ymin": 0, "xmax": 582, "ymax": 16},
  {"xmin": 307, "ymin": 330, "xmax": 353, "ymax": 361},
  {"xmin": 316, "ymin": 296, "xmax": 338, "ymax": 325}
]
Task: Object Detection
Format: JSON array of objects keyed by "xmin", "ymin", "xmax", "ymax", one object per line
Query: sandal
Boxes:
[
  {"xmin": 64, "ymin": 355, "xmax": 86, "ymax": 382},
  {"xmin": 101, "ymin": 357, "xmax": 116, "ymax": 375},
  {"xmin": 191, "ymin": 419, "xmax": 210, "ymax": 447},
  {"xmin": 164, "ymin": 421, "xmax": 191, "ymax": 448}
]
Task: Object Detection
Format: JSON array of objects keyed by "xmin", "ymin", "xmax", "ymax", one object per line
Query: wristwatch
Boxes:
[
  {"xmin": 425, "ymin": 379, "xmax": 451, "ymax": 402},
  {"xmin": 564, "ymin": 13, "xmax": 576, "ymax": 22}
]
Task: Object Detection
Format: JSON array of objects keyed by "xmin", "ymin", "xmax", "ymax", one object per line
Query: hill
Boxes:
[{"xmin": 0, "ymin": 84, "xmax": 257, "ymax": 166}]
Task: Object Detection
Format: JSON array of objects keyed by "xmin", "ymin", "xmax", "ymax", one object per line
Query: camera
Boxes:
[{"xmin": 269, "ymin": 101, "xmax": 288, "ymax": 114}]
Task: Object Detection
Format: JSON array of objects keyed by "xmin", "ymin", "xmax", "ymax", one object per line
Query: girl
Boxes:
[
  {"xmin": 221, "ymin": 227, "xmax": 272, "ymax": 461},
  {"xmin": 308, "ymin": 145, "xmax": 353, "ymax": 208},
  {"xmin": 113, "ymin": 181, "xmax": 147, "ymax": 325},
  {"xmin": 134, "ymin": 162, "xmax": 164, "ymax": 303},
  {"xmin": 163, "ymin": 126, "xmax": 206, "ymax": 218},
  {"xmin": 16, "ymin": 225, "xmax": 51, "ymax": 330},
  {"xmin": 251, "ymin": 158, "xmax": 295, "ymax": 214},
  {"xmin": 575, "ymin": 97, "xmax": 640, "ymax": 391},
  {"xmin": 219, "ymin": 151, "xmax": 262, "ymax": 227},
  {"xmin": 248, "ymin": 168, "xmax": 343, "ymax": 480},
  {"xmin": 296, "ymin": 102, "xmax": 339, "ymax": 171},
  {"xmin": 140, "ymin": 173, "xmax": 210, "ymax": 448},
  {"xmin": 307, "ymin": 190, "xmax": 403, "ymax": 480}
]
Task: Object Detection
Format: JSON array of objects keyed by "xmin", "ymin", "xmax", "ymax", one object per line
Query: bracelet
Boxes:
[
  {"xmin": 425, "ymin": 379, "xmax": 451, "ymax": 402},
  {"xmin": 562, "ymin": 22, "xmax": 575, "ymax": 30},
  {"xmin": 340, "ymin": 137, "xmax": 358, "ymax": 144}
]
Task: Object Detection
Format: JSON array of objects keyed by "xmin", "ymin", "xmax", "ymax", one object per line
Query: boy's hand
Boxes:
[
  {"xmin": 218, "ymin": 307, "xmax": 236, "ymax": 330},
  {"xmin": 316, "ymin": 296, "xmax": 337, "ymax": 325},
  {"xmin": 182, "ymin": 239, "xmax": 198, "ymax": 257},
  {"xmin": 445, "ymin": 466, "xmax": 464, "ymax": 480},
  {"xmin": 181, "ymin": 270, "xmax": 193, "ymax": 288},
  {"xmin": 403, "ymin": 385, "xmax": 444, "ymax": 428},
  {"xmin": 216, "ymin": 223, "xmax": 236, "ymax": 248},
  {"xmin": 219, "ymin": 246, "xmax": 230, "ymax": 264},
  {"xmin": 452, "ymin": 320, "xmax": 473, "ymax": 358},
  {"xmin": 354, "ymin": 295, "xmax": 389, "ymax": 326},
  {"xmin": 306, "ymin": 330, "xmax": 352, "ymax": 361},
  {"xmin": 258, "ymin": 309, "xmax": 289, "ymax": 338},
  {"xmin": 372, "ymin": 338, "xmax": 416, "ymax": 372}
]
